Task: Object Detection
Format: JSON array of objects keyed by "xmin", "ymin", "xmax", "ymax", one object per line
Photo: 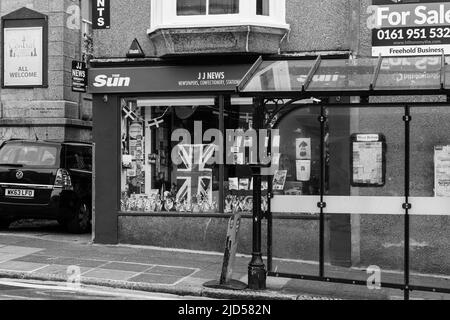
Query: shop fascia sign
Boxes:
[
  {"xmin": 367, "ymin": 1, "xmax": 450, "ymax": 56},
  {"xmin": 88, "ymin": 65, "xmax": 251, "ymax": 93}
]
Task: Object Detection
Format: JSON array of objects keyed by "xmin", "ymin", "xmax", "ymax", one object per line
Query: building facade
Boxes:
[
  {"xmin": 0, "ymin": 0, "xmax": 93, "ymax": 143},
  {"xmin": 89, "ymin": 0, "xmax": 450, "ymax": 285}
]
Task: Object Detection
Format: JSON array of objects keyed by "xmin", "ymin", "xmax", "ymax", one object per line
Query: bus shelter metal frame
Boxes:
[{"xmin": 238, "ymin": 54, "xmax": 450, "ymax": 300}]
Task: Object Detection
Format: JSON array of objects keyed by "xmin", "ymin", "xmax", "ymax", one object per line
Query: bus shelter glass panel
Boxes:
[
  {"xmin": 323, "ymin": 105, "xmax": 405, "ymax": 291},
  {"xmin": 120, "ymin": 97, "xmax": 220, "ymax": 213},
  {"xmin": 445, "ymin": 56, "xmax": 450, "ymax": 90},
  {"xmin": 409, "ymin": 106, "xmax": 450, "ymax": 298},
  {"xmin": 242, "ymin": 60, "xmax": 316, "ymax": 93},
  {"xmin": 270, "ymin": 105, "xmax": 321, "ymax": 276},
  {"xmin": 375, "ymin": 56, "xmax": 442, "ymax": 90},
  {"xmin": 224, "ymin": 97, "xmax": 270, "ymax": 214},
  {"xmin": 308, "ymin": 58, "xmax": 377, "ymax": 91}
]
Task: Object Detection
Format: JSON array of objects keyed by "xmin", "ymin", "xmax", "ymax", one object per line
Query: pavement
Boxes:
[{"xmin": 0, "ymin": 220, "xmax": 449, "ymax": 300}]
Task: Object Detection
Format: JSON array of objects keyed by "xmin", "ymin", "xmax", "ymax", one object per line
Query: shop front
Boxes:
[{"xmin": 89, "ymin": 54, "xmax": 450, "ymax": 297}]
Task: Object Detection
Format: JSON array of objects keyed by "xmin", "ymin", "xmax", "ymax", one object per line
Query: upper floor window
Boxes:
[
  {"xmin": 256, "ymin": 0, "xmax": 269, "ymax": 16},
  {"xmin": 149, "ymin": 0, "xmax": 289, "ymax": 34},
  {"xmin": 177, "ymin": 0, "xmax": 239, "ymax": 16}
]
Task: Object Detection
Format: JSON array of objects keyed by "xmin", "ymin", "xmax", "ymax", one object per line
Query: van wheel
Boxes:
[
  {"xmin": 0, "ymin": 219, "xmax": 11, "ymax": 230},
  {"xmin": 66, "ymin": 201, "xmax": 91, "ymax": 234}
]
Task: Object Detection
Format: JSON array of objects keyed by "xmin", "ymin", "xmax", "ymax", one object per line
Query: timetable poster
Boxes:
[
  {"xmin": 435, "ymin": 145, "xmax": 450, "ymax": 197},
  {"xmin": 352, "ymin": 135, "xmax": 385, "ymax": 186}
]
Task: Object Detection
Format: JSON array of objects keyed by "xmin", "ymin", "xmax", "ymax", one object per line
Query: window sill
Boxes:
[
  {"xmin": 148, "ymin": 20, "xmax": 290, "ymax": 35},
  {"xmin": 148, "ymin": 24, "xmax": 289, "ymax": 56}
]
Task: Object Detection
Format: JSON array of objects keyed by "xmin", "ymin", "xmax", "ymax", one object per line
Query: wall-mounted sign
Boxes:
[
  {"xmin": 72, "ymin": 60, "xmax": 87, "ymax": 93},
  {"xmin": 93, "ymin": 0, "xmax": 110, "ymax": 29},
  {"xmin": 368, "ymin": 0, "xmax": 450, "ymax": 56},
  {"xmin": 126, "ymin": 38, "xmax": 145, "ymax": 58},
  {"xmin": 1, "ymin": 7, "xmax": 48, "ymax": 88},
  {"xmin": 351, "ymin": 134, "xmax": 386, "ymax": 187},
  {"xmin": 88, "ymin": 65, "xmax": 252, "ymax": 94}
]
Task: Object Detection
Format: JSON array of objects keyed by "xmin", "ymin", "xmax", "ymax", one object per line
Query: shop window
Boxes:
[
  {"xmin": 120, "ymin": 97, "xmax": 272, "ymax": 214},
  {"xmin": 177, "ymin": 0, "xmax": 239, "ymax": 15},
  {"xmin": 121, "ymin": 98, "xmax": 220, "ymax": 213},
  {"xmin": 149, "ymin": 0, "xmax": 289, "ymax": 33}
]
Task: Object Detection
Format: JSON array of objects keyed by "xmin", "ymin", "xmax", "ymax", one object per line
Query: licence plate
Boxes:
[{"xmin": 5, "ymin": 189, "xmax": 35, "ymax": 198}]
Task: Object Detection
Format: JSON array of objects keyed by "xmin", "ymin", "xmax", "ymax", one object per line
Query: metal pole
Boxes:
[
  {"xmin": 403, "ymin": 105, "xmax": 411, "ymax": 300},
  {"xmin": 248, "ymin": 97, "xmax": 266, "ymax": 290},
  {"xmin": 318, "ymin": 105, "xmax": 326, "ymax": 278}
]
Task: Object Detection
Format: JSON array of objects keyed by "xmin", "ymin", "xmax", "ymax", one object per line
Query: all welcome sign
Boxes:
[
  {"xmin": 3, "ymin": 27, "xmax": 43, "ymax": 86},
  {"xmin": 1, "ymin": 7, "xmax": 48, "ymax": 88},
  {"xmin": 368, "ymin": 0, "xmax": 450, "ymax": 56}
]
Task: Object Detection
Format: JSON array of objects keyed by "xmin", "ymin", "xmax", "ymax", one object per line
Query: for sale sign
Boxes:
[{"xmin": 368, "ymin": 0, "xmax": 450, "ymax": 56}]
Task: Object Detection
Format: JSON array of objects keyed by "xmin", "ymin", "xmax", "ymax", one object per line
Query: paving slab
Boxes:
[
  {"xmin": 100, "ymin": 262, "xmax": 153, "ymax": 273},
  {"xmin": 147, "ymin": 265, "xmax": 198, "ymax": 277},
  {"xmin": 50, "ymin": 257, "xmax": 108, "ymax": 268},
  {"xmin": 0, "ymin": 261, "xmax": 48, "ymax": 273},
  {"xmin": 34, "ymin": 264, "xmax": 93, "ymax": 277},
  {"xmin": 82, "ymin": 269, "xmax": 139, "ymax": 281},
  {"xmin": 128, "ymin": 273, "xmax": 182, "ymax": 285}
]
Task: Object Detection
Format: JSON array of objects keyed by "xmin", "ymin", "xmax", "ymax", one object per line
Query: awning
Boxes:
[
  {"xmin": 237, "ymin": 55, "xmax": 450, "ymax": 98},
  {"xmin": 88, "ymin": 64, "xmax": 252, "ymax": 94}
]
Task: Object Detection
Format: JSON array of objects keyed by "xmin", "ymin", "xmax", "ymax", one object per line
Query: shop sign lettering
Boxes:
[{"xmin": 93, "ymin": 74, "xmax": 131, "ymax": 87}]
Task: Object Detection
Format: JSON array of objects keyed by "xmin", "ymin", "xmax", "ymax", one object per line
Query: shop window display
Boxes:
[
  {"xmin": 272, "ymin": 107, "xmax": 323, "ymax": 198},
  {"xmin": 224, "ymin": 101, "xmax": 270, "ymax": 214},
  {"xmin": 120, "ymin": 98, "xmax": 271, "ymax": 214},
  {"xmin": 121, "ymin": 99, "xmax": 220, "ymax": 213}
]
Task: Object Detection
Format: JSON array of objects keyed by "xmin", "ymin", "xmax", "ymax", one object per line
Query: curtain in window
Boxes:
[
  {"xmin": 177, "ymin": 0, "xmax": 207, "ymax": 16},
  {"xmin": 209, "ymin": 0, "xmax": 239, "ymax": 15}
]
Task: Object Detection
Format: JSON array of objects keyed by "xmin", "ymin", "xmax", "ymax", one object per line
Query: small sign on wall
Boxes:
[
  {"xmin": 72, "ymin": 60, "xmax": 87, "ymax": 93},
  {"xmin": 92, "ymin": 0, "xmax": 111, "ymax": 29}
]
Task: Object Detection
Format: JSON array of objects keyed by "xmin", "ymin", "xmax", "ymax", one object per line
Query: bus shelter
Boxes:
[{"xmin": 237, "ymin": 54, "xmax": 450, "ymax": 300}]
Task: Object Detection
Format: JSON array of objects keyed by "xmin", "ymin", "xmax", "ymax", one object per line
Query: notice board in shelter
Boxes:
[{"xmin": 351, "ymin": 134, "xmax": 386, "ymax": 187}]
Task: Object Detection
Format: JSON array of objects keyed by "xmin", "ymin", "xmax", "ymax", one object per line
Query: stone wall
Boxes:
[
  {"xmin": 93, "ymin": 0, "xmax": 355, "ymax": 57},
  {"xmin": 0, "ymin": 0, "xmax": 92, "ymax": 142}
]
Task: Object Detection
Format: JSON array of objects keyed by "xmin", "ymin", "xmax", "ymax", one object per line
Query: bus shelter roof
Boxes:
[{"xmin": 237, "ymin": 55, "xmax": 450, "ymax": 98}]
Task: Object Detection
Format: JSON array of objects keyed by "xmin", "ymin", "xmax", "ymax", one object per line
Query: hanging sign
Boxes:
[
  {"xmin": 92, "ymin": 0, "xmax": 110, "ymax": 29},
  {"xmin": 368, "ymin": 0, "xmax": 450, "ymax": 56},
  {"xmin": 72, "ymin": 60, "xmax": 87, "ymax": 93}
]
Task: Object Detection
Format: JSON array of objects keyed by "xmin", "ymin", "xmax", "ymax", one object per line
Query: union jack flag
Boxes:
[{"xmin": 175, "ymin": 144, "xmax": 216, "ymax": 205}]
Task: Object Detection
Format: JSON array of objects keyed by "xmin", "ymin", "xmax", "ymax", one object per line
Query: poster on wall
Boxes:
[
  {"xmin": 3, "ymin": 27, "xmax": 43, "ymax": 87},
  {"xmin": 273, "ymin": 170, "xmax": 288, "ymax": 191},
  {"xmin": 296, "ymin": 138, "xmax": 311, "ymax": 160},
  {"xmin": 351, "ymin": 134, "xmax": 386, "ymax": 187},
  {"xmin": 296, "ymin": 160, "xmax": 311, "ymax": 182},
  {"xmin": 434, "ymin": 145, "xmax": 450, "ymax": 197},
  {"xmin": 369, "ymin": 0, "xmax": 450, "ymax": 56}
]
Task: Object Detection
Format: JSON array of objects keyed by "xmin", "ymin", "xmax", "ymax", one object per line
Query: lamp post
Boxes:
[{"xmin": 248, "ymin": 97, "xmax": 266, "ymax": 290}]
